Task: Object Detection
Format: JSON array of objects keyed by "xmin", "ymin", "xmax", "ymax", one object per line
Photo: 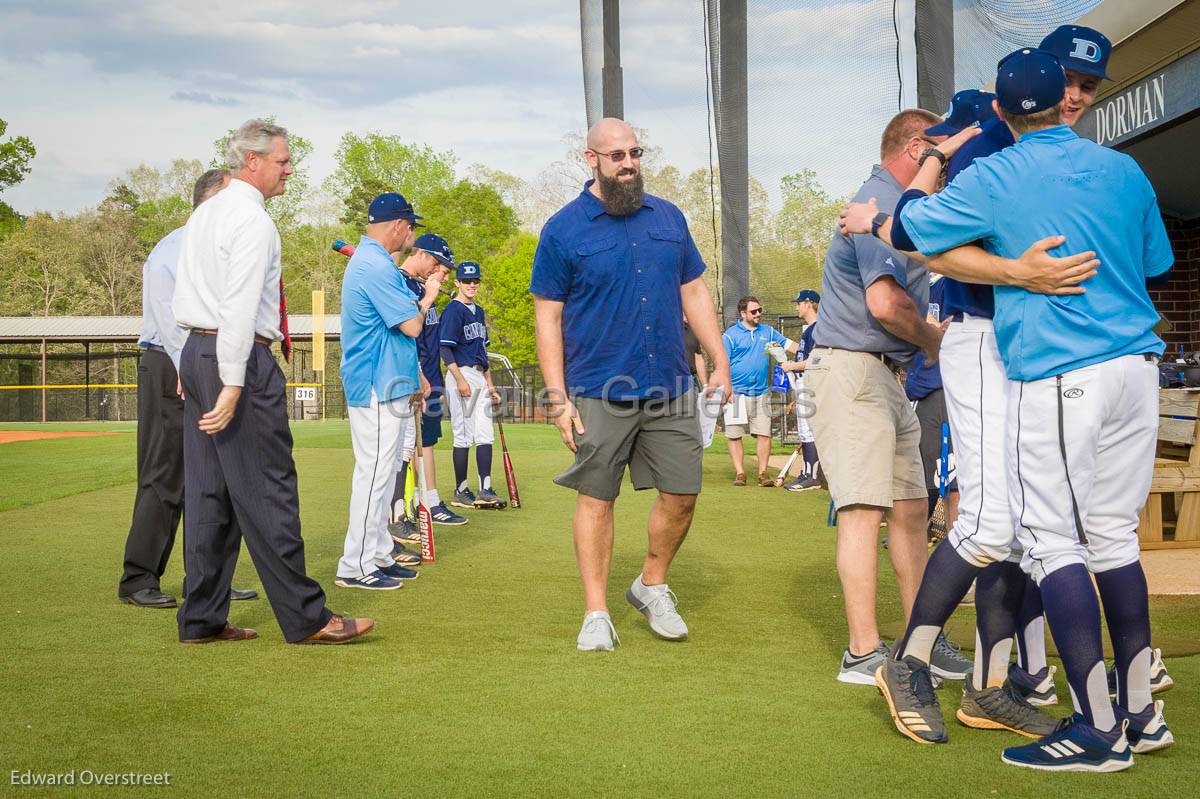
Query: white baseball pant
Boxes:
[
  {"xmin": 794, "ymin": 374, "xmax": 814, "ymax": 444},
  {"xmin": 1006, "ymin": 353, "xmax": 1159, "ymax": 582},
  {"xmin": 338, "ymin": 392, "xmax": 416, "ymax": 579},
  {"xmin": 446, "ymin": 365, "xmax": 495, "ymax": 447},
  {"xmin": 941, "ymin": 316, "xmax": 1021, "ymax": 566}
]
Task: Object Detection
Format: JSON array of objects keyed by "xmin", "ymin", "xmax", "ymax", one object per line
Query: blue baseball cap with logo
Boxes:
[
  {"xmin": 456, "ymin": 261, "xmax": 481, "ymax": 281},
  {"xmin": 925, "ymin": 90, "xmax": 992, "ymax": 136},
  {"xmin": 414, "ymin": 232, "xmax": 454, "ymax": 268},
  {"xmin": 995, "ymin": 48, "xmax": 1067, "ymax": 116},
  {"xmin": 367, "ymin": 192, "xmax": 423, "ymax": 226},
  {"xmin": 793, "ymin": 289, "xmax": 821, "ymax": 304},
  {"xmin": 1039, "ymin": 25, "xmax": 1111, "ymax": 80}
]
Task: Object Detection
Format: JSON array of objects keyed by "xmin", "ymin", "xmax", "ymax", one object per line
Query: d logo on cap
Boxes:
[{"xmin": 1070, "ymin": 38, "xmax": 1102, "ymax": 63}]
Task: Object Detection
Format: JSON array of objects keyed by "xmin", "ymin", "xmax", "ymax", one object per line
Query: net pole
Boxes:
[
  {"xmin": 717, "ymin": 0, "xmax": 749, "ymax": 323},
  {"xmin": 602, "ymin": 0, "xmax": 623, "ymax": 119}
]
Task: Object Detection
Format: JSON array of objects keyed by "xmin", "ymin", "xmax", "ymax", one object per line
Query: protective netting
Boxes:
[
  {"xmin": 744, "ymin": 0, "xmax": 905, "ymax": 316},
  {"xmin": 954, "ymin": 0, "xmax": 1104, "ymax": 90}
]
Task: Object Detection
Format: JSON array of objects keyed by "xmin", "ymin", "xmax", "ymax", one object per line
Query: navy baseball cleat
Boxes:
[
  {"xmin": 1119, "ymin": 700, "xmax": 1174, "ymax": 754},
  {"xmin": 474, "ymin": 488, "xmax": 507, "ymax": 509},
  {"xmin": 1108, "ymin": 647, "xmax": 1174, "ymax": 696},
  {"xmin": 334, "ymin": 570, "xmax": 403, "ymax": 591},
  {"xmin": 377, "ymin": 562, "xmax": 419, "ymax": 581},
  {"xmin": 430, "ymin": 502, "xmax": 468, "ymax": 525},
  {"xmin": 391, "ymin": 541, "xmax": 421, "ymax": 567},
  {"xmin": 1001, "ymin": 715, "xmax": 1133, "ymax": 772},
  {"xmin": 1008, "ymin": 663, "xmax": 1059, "ymax": 706}
]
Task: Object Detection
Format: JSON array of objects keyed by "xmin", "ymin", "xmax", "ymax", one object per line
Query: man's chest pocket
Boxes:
[
  {"xmin": 646, "ymin": 228, "xmax": 684, "ymax": 272},
  {"xmin": 573, "ymin": 236, "xmax": 622, "ymax": 285}
]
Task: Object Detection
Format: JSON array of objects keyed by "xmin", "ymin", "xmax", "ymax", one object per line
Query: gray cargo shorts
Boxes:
[{"xmin": 553, "ymin": 390, "xmax": 703, "ymax": 501}]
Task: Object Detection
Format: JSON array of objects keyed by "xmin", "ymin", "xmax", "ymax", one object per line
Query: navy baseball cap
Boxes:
[
  {"xmin": 456, "ymin": 261, "xmax": 481, "ymax": 281},
  {"xmin": 368, "ymin": 192, "xmax": 423, "ymax": 226},
  {"xmin": 414, "ymin": 233, "xmax": 453, "ymax": 268},
  {"xmin": 925, "ymin": 90, "xmax": 986, "ymax": 136},
  {"xmin": 1039, "ymin": 25, "xmax": 1111, "ymax": 80},
  {"xmin": 995, "ymin": 48, "xmax": 1067, "ymax": 116},
  {"xmin": 793, "ymin": 289, "xmax": 821, "ymax": 304}
]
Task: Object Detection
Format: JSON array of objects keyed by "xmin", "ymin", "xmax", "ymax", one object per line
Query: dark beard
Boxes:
[{"xmin": 596, "ymin": 169, "xmax": 645, "ymax": 216}]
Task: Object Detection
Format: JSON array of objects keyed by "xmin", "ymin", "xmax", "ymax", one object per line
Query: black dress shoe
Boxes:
[
  {"xmin": 230, "ymin": 588, "xmax": 259, "ymax": 601},
  {"xmin": 120, "ymin": 588, "xmax": 177, "ymax": 608}
]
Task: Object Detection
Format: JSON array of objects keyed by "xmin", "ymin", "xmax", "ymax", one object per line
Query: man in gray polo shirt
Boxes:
[{"xmin": 806, "ymin": 108, "xmax": 971, "ymax": 685}]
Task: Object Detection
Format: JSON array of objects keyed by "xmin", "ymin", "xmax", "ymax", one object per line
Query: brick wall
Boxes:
[{"xmin": 1151, "ymin": 217, "xmax": 1200, "ymax": 356}]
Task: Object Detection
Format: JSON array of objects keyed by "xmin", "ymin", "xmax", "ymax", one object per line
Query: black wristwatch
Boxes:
[
  {"xmin": 871, "ymin": 212, "xmax": 890, "ymax": 238},
  {"xmin": 919, "ymin": 147, "xmax": 947, "ymax": 168}
]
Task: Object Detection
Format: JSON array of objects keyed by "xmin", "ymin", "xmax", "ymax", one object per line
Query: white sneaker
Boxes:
[
  {"xmin": 577, "ymin": 610, "xmax": 619, "ymax": 652},
  {"xmin": 626, "ymin": 574, "xmax": 688, "ymax": 640}
]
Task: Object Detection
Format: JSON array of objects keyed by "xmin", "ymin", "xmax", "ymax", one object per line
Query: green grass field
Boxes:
[{"xmin": 1, "ymin": 420, "xmax": 1196, "ymax": 797}]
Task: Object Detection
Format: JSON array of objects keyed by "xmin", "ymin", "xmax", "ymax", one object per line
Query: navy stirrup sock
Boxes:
[
  {"xmin": 453, "ymin": 446, "xmax": 469, "ymax": 492},
  {"xmin": 476, "ymin": 444, "xmax": 493, "ymax": 491},
  {"xmin": 1040, "ymin": 564, "xmax": 1115, "ymax": 731},
  {"xmin": 898, "ymin": 541, "xmax": 981, "ymax": 663},
  {"xmin": 972, "ymin": 561, "xmax": 1024, "ymax": 688},
  {"xmin": 1095, "ymin": 562, "xmax": 1153, "ymax": 715}
]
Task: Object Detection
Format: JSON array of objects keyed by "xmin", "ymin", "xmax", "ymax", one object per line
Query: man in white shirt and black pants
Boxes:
[{"xmin": 173, "ymin": 119, "xmax": 371, "ymax": 645}]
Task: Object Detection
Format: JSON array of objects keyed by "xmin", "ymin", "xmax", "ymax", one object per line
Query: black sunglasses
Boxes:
[
  {"xmin": 590, "ymin": 147, "xmax": 645, "ymax": 163},
  {"xmin": 746, "ymin": 308, "xmax": 763, "ymax": 315}
]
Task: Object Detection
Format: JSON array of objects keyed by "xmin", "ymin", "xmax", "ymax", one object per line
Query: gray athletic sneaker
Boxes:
[
  {"xmin": 876, "ymin": 654, "xmax": 947, "ymax": 744},
  {"xmin": 625, "ymin": 575, "xmax": 688, "ymax": 640},
  {"xmin": 956, "ymin": 679, "xmax": 1059, "ymax": 739},
  {"xmin": 577, "ymin": 610, "xmax": 619, "ymax": 652},
  {"xmin": 930, "ymin": 632, "xmax": 973, "ymax": 680},
  {"xmin": 837, "ymin": 641, "xmax": 890, "ymax": 685}
]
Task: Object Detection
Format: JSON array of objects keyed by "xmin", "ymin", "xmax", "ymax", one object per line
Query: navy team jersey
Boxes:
[
  {"xmin": 904, "ymin": 278, "xmax": 947, "ymax": 401},
  {"xmin": 940, "ymin": 117, "xmax": 1016, "ymax": 320},
  {"xmin": 798, "ymin": 321, "xmax": 818, "ymax": 363},
  {"xmin": 439, "ymin": 299, "xmax": 491, "ymax": 369},
  {"xmin": 400, "ymin": 270, "xmax": 444, "ymax": 387}
]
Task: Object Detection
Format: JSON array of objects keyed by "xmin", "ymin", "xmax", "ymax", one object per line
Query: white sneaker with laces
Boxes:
[
  {"xmin": 577, "ymin": 610, "xmax": 619, "ymax": 652},
  {"xmin": 626, "ymin": 574, "xmax": 689, "ymax": 640}
]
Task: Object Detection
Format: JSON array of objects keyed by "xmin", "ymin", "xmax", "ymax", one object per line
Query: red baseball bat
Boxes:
[{"xmin": 496, "ymin": 413, "xmax": 521, "ymax": 509}]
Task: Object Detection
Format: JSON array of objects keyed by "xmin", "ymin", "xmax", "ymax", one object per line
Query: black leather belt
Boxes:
[
  {"xmin": 191, "ymin": 328, "xmax": 273, "ymax": 346},
  {"xmin": 145, "ymin": 344, "xmax": 167, "ymax": 354},
  {"xmin": 865, "ymin": 351, "xmax": 902, "ymax": 372}
]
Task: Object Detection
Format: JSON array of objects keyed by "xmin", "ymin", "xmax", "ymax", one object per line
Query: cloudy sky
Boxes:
[{"xmin": 1, "ymin": 0, "xmax": 916, "ymax": 215}]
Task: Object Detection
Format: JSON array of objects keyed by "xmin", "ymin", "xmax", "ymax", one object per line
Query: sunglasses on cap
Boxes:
[{"xmin": 589, "ymin": 147, "xmax": 645, "ymax": 163}]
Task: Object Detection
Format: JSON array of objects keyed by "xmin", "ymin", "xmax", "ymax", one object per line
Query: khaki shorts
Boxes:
[
  {"xmin": 553, "ymin": 390, "xmax": 703, "ymax": 501},
  {"xmin": 804, "ymin": 347, "xmax": 926, "ymax": 510},
  {"xmin": 725, "ymin": 392, "xmax": 772, "ymax": 439}
]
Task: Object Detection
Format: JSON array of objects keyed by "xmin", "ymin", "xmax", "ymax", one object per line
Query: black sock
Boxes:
[
  {"xmin": 392, "ymin": 461, "xmax": 409, "ymax": 519},
  {"xmin": 1041, "ymin": 564, "xmax": 1114, "ymax": 731},
  {"xmin": 801, "ymin": 442, "xmax": 818, "ymax": 479},
  {"xmin": 926, "ymin": 491, "xmax": 940, "ymax": 520},
  {"xmin": 477, "ymin": 444, "xmax": 493, "ymax": 490},
  {"xmin": 453, "ymin": 446, "xmax": 469, "ymax": 492},
  {"xmin": 898, "ymin": 541, "xmax": 981, "ymax": 664},
  {"xmin": 972, "ymin": 561, "xmax": 1024, "ymax": 689},
  {"xmin": 1095, "ymin": 562, "xmax": 1153, "ymax": 715}
]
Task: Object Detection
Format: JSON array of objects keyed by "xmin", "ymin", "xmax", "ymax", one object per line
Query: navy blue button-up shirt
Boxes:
[{"xmin": 530, "ymin": 181, "xmax": 707, "ymax": 400}]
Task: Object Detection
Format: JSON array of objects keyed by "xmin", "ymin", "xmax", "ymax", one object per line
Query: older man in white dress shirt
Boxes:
[{"xmin": 173, "ymin": 119, "xmax": 371, "ymax": 645}]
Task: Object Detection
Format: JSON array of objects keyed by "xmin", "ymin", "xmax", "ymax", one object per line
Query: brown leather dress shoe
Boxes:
[
  {"xmin": 181, "ymin": 623, "xmax": 258, "ymax": 644},
  {"xmin": 296, "ymin": 614, "xmax": 375, "ymax": 645}
]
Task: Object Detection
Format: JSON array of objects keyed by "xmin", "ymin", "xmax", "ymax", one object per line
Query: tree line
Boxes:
[{"xmin": 0, "ymin": 117, "xmax": 844, "ymax": 368}]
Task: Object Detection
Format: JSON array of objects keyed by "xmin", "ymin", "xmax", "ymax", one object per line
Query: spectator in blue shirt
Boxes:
[
  {"xmin": 531, "ymin": 117, "xmax": 731, "ymax": 652},
  {"xmin": 722, "ymin": 295, "xmax": 797, "ymax": 486}
]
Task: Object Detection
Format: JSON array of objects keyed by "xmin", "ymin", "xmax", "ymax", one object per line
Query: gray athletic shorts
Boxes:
[{"xmin": 553, "ymin": 390, "xmax": 703, "ymax": 501}]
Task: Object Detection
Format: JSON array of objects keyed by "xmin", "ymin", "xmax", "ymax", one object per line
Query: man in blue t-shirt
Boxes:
[
  {"xmin": 722, "ymin": 295, "xmax": 797, "ymax": 486},
  {"xmin": 846, "ymin": 47, "xmax": 1174, "ymax": 770},
  {"xmin": 337, "ymin": 192, "xmax": 441, "ymax": 591},
  {"xmin": 441, "ymin": 261, "xmax": 505, "ymax": 510},
  {"xmin": 388, "ymin": 233, "xmax": 466, "ymax": 535}
]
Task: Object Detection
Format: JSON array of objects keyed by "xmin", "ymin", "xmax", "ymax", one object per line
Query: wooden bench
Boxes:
[{"xmin": 1138, "ymin": 388, "xmax": 1200, "ymax": 549}]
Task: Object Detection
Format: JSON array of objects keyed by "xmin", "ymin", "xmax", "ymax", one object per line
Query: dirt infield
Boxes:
[{"xmin": 0, "ymin": 431, "xmax": 128, "ymax": 445}]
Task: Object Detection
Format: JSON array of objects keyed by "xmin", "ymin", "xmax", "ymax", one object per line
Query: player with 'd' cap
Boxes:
[{"xmin": 844, "ymin": 45, "xmax": 1175, "ymax": 771}]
